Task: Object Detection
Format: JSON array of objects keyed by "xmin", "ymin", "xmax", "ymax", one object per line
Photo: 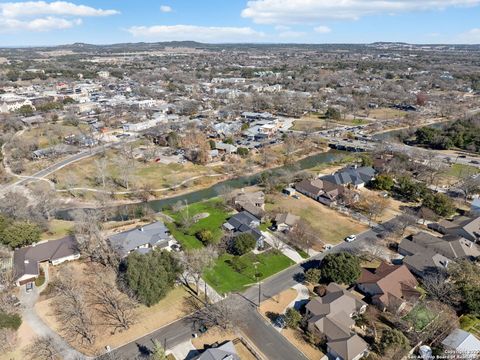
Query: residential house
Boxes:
[
  {"xmin": 13, "ymin": 237, "xmax": 80, "ymax": 286},
  {"xmin": 108, "ymin": 221, "xmax": 176, "ymax": 258},
  {"xmin": 274, "ymin": 213, "xmax": 300, "ymax": 232},
  {"xmin": 295, "ymin": 178, "xmax": 345, "ymax": 206},
  {"xmin": 194, "ymin": 341, "xmax": 240, "ymax": 360},
  {"xmin": 357, "ymin": 261, "xmax": 420, "ymax": 313},
  {"xmin": 321, "ymin": 166, "xmax": 376, "ymax": 189},
  {"xmin": 223, "ymin": 211, "xmax": 264, "ymax": 247},
  {"xmin": 306, "ymin": 283, "xmax": 368, "ymax": 360},
  {"xmin": 435, "ymin": 215, "xmax": 480, "ymax": 243},
  {"xmin": 398, "ymin": 232, "xmax": 480, "ymax": 278},
  {"xmin": 215, "ymin": 142, "xmax": 238, "ymax": 154},
  {"xmin": 234, "ymin": 190, "xmax": 265, "ymax": 219},
  {"xmin": 441, "ymin": 329, "xmax": 480, "ymax": 359}
]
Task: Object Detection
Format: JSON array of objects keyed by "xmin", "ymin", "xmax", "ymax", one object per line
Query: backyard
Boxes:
[
  {"xmin": 403, "ymin": 303, "xmax": 437, "ymax": 331},
  {"xmin": 165, "ymin": 198, "xmax": 232, "ymax": 250},
  {"xmin": 204, "ymin": 250, "xmax": 294, "ymax": 294}
]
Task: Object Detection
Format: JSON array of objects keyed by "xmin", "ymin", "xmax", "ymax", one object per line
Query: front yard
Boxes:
[
  {"xmin": 266, "ymin": 193, "xmax": 368, "ymax": 246},
  {"xmin": 204, "ymin": 250, "xmax": 294, "ymax": 294}
]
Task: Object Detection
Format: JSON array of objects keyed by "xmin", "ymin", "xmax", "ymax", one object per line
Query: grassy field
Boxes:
[
  {"xmin": 403, "ymin": 303, "xmax": 437, "ymax": 331},
  {"xmin": 266, "ymin": 193, "xmax": 368, "ymax": 246},
  {"xmin": 443, "ymin": 163, "xmax": 480, "ymax": 178},
  {"xmin": 41, "ymin": 219, "xmax": 74, "ymax": 240},
  {"xmin": 204, "ymin": 250, "xmax": 294, "ymax": 294},
  {"xmin": 165, "ymin": 198, "xmax": 232, "ymax": 250},
  {"xmin": 368, "ymin": 107, "xmax": 407, "ymax": 120},
  {"xmin": 50, "ymin": 147, "xmax": 217, "ymax": 194},
  {"xmin": 291, "ymin": 116, "xmax": 328, "ymax": 132}
]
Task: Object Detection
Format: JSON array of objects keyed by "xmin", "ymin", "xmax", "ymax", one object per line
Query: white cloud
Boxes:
[
  {"xmin": 242, "ymin": 0, "xmax": 480, "ymax": 24},
  {"xmin": 160, "ymin": 5, "xmax": 173, "ymax": 13},
  {"xmin": 314, "ymin": 25, "xmax": 331, "ymax": 34},
  {"xmin": 0, "ymin": 16, "xmax": 81, "ymax": 32},
  {"xmin": 0, "ymin": 1, "xmax": 119, "ymax": 18},
  {"xmin": 0, "ymin": 1, "xmax": 118, "ymax": 32},
  {"xmin": 457, "ymin": 28, "xmax": 480, "ymax": 43},
  {"xmin": 127, "ymin": 24, "xmax": 264, "ymax": 43},
  {"xmin": 275, "ymin": 25, "xmax": 290, "ymax": 31}
]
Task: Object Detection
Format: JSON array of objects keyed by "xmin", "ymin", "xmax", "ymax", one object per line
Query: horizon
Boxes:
[{"xmin": 0, "ymin": 1, "xmax": 480, "ymax": 46}]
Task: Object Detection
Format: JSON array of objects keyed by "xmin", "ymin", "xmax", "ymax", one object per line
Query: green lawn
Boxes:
[
  {"xmin": 165, "ymin": 198, "xmax": 232, "ymax": 250},
  {"xmin": 460, "ymin": 315, "xmax": 480, "ymax": 338},
  {"xmin": 403, "ymin": 303, "xmax": 437, "ymax": 331},
  {"xmin": 204, "ymin": 250, "xmax": 294, "ymax": 295},
  {"xmin": 443, "ymin": 163, "xmax": 480, "ymax": 179}
]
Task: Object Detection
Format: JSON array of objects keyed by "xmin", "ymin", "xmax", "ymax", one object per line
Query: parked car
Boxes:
[
  {"xmin": 274, "ymin": 315, "xmax": 286, "ymax": 328},
  {"xmin": 26, "ymin": 282, "xmax": 33, "ymax": 293},
  {"xmin": 344, "ymin": 234, "xmax": 357, "ymax": 242},
  {"xmin": 171, "ymin": 243, "xmax": 182, "ymax": 252},
  {"xmin": 323, "ymin": 244, "xmax": 334, "ymax": 250},
  {"xmin": 292, "ymin": 195, "xmax": 300, "ymax": 200}
]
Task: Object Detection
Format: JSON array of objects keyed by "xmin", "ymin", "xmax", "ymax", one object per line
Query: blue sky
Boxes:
[{"xmin": 0, "ymin": 0, "xmax": 480, "ymax": 46}]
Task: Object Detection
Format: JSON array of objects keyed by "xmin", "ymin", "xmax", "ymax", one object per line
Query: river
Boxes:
[{"xmin": 57, "ymin": 149, "xmax": 348, "ymax": 219}]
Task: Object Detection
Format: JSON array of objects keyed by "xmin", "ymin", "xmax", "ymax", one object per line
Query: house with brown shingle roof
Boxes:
[
  {"xmin": 13, "ymin": 236, "xmax": 80, "ymax": 286},
  {"xmin": 306, "ymin": 283, "xmax": 368, "ymax": 360},
  {"xmin": 357, "ymin": 262, "xmax": 420, "ymax": 313}
]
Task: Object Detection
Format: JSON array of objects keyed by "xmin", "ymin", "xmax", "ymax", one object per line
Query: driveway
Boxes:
[
  {"xmin": 18, "ymin": 266, "xmax": 88, "ymax": 360},
  {"xmin": 262, "ymin": 231, "xmax": 304, "ymax": 264}
]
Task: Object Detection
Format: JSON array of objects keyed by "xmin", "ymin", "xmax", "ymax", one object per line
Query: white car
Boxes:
[{"xmin": 345, "ymin": 234, "xmax": 357, "ymax": 242}]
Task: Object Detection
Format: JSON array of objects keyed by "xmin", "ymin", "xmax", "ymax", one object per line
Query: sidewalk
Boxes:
[{"xmin": 261, "ymin": 231, "xmax": 304, "ymax": 264}]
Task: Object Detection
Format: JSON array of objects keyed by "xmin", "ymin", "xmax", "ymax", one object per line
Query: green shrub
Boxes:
[{"xmin": 0, "ymin": 312, "xmax": 22, "ymax": 330}]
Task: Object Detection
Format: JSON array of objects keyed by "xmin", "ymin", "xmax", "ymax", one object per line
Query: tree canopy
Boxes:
[
  {"xmin": 125, "ymin": 250, "xmax": 182, "ymax": 306},
  {"xmin": 231, "ymin": 233, "xmax": 257, "ymax": 256},
  {"xmin": 320, "ymin": 252, "xmax": 361, "ymax": 285},
  {"xmin": 0, "ymin": 216, "xmax": 41, "ymax": 248}
]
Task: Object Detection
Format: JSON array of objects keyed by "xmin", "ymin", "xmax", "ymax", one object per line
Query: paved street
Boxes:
[{"xmin": 101, "ymin": 217, "xmax": 398, "ymax": 360}]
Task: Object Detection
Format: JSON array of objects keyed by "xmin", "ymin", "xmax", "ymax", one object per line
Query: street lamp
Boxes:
[{"xmin": 254, "ymin": 262, "xmax": 262, "ymax": 307}]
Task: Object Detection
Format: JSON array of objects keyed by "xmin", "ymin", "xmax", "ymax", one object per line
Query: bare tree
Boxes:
[
  {"xmin": 88, "ymin": 280, "xmax": 137, "ymax": 334},
  {"xmin": 51, "ymin": 274, "xmax": 96, "ymax": 346},
  {"xmin": 0, "ymin": 328, "xmax": 17, "ymax": 353},
  {"xmin": 354, "ymin": 193, "xmax": 389, "ymax": 225},
  {"xmin": 24, "ymin": 336, "xmax": 60, "ymax": 360},
  {"xmin": 287, "ymin": 219, "xmax": 317, "ymax": 254},
  {"xmin": 179, "ymin": 246, "xmax": 218, "ymax": 295},
  {"xmin": 73, "ymin": 209, "xmax": 119, "ymax": 269},
  {"xmin": 94, "ymin": 157, "xmax": 108, "ymax": 189},
  {"xmin": 421, "ymin": 273, "xmax": 461, "ymax": 307}
]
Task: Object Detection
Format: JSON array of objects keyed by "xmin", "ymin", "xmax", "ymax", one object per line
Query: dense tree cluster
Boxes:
[
  {"xmin": 413, "ymin": 118, "xmax": 480, "ymax": 152},
  {"xmin": 320, "ymin": 252, "xmax": 361, "ymax": 285},
  {"xmin": 124, "ymin": 249, "xmax": 182, "ymax": 306}
]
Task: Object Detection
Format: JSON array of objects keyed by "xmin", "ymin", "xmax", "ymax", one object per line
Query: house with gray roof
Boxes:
[
  {"xmin": 195, "ymin": 341, "xmax": 240, "ymax": 360},
  {"xmin": 398, "ymin": 232, "xmax": 480, "ymax": 278},
  {"xmin": 321, "ymin": 166, "xmax": 376, "ymax": 189},
  {"xmin": 108, "ymin": 221, "xmax": 175, "ymax": 258},
  {"xmin": 13, "ymin": 236, "xmax": 80, "ymax": 286},
  {"xmin": 306, "ymin": 283, "xmax": 368, "ymax": 360},
  {"xmin": 441, "ymin": 329, "xmax": 480, "ymax": 359},
  {"xmin": 223, "ymin": 211, "xmax": 264, "ymax": 248},
  {"xmin": 436, "ymin": 215, "xmax": 480, "ymax": 242}
]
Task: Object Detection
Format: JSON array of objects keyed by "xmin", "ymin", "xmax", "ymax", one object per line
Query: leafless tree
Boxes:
[
  {"xmin": 184, "ymin": 295, "xmax": 243, "ymax": 330},
  {"xmin": 51, "ymin": 274, "xmax": 96, "ymax": 346},
  {"xmin": 0, "ymin": 328, "xmax": 16, "ymax": 353},
  {"xmin": 94, "ymin": 157, "xmax": 108, "ymax": 189},
  {"xmin": 179, "ymin": 246, "xmax": 218, "ymax": 295},
  {"xmin": 354, "ymin": 193, "xmax": 389, "ymax": 225},
  {"xmin": 421, "ymin": 273, "xmax": 461, "ymax": 307},
  {"xmin": 24, "ymin": 336, "xmax": 60, "ymax": 360},
  {"xmin": 88, "ymin": 279, "xmax": 137, "ymax": 334},
  {"xmin": 287, "ymin": 219, "xmax": 317, "ymax": 253},
  {"xmin": 73, "ymin": 209, "xmax": 119, "ymax": 269}
]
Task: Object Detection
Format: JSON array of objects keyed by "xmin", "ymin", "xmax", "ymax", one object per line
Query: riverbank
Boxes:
[{"xmin": 56, "ymin": 148, "xmax": 350, "ymax": 219}]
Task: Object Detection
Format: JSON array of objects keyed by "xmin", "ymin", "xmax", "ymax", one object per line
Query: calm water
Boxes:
[{"xmin": 57, "ymin": 149, "xmax": 347, "ymax": 219}]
